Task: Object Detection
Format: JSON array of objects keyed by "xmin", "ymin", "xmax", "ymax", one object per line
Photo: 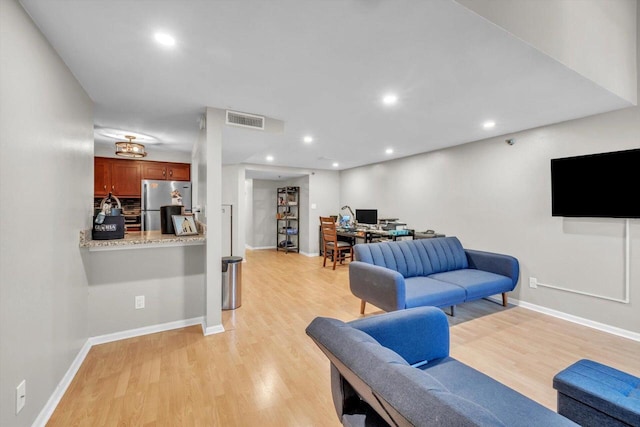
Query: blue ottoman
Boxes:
[{"xmin": 553, "ymin": 359, "xmax": 640, "ymax": 427}]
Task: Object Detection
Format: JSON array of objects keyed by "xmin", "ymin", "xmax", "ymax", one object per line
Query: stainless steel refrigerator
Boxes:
[{"xmin": 141, "ymin": 180, "xmax": 192, "ymax": 231}]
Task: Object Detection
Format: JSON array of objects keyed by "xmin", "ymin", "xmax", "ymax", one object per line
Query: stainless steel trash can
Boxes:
[{"xmin": 222, "ymin": 256, "xmax": 242, "ymax": 310}]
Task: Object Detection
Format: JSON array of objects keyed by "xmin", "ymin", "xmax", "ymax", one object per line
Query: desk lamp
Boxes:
[{"xmin": 340, "ymin": 205, "xmax": 355, "ymax": 228}]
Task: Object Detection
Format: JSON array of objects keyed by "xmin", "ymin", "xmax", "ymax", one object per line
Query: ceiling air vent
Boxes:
[{"xmin": 226, "ymin": 110, "xmax": 265, "ymax": 130}]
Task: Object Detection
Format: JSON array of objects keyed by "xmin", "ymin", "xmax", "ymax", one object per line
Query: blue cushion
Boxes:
[
  {"xmin": 554, "ymin": 359, "xmax": 640, "ymax": 426},
  {"xmin": 404, "ymin": 277, "xmax": 466, "ymax": 308},
  {"xmin": 425, "ymin": 358, "xmax": 578, "ymax": 426},
  {"xmin": 349, "ymin": 306, "xmax": 450, "ymax": 366},
  {"xmin": 428, "ymin": 269, "xmax": 513, "ymax": 300},
  {"xmin": 353, "ymin": 237, "xmax": 468, "ymax": 278},
  {"xmin": 305, "ymin": 317, "xmax": 409, "ymax": 387}
]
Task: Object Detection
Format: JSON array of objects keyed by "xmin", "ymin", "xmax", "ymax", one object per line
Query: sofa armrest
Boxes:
[
  {"xmin": 348, "ymin": 307, "xmax": 450, "ymax": 365},
  {"xmin": 465, "ymin": 249, "xmax": 520, "ymax": 288},
  {"xmin": 349, "ymin": 261, "xmax": 406, "ymax": 312}
]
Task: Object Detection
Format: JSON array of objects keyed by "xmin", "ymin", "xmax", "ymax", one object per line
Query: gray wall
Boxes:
[
  {"xmin": 85, "ymin": 246, "xmax": 205, "ymax": 336},
  {"xmin": 250, "ymin": 179, "xmax": 281, "ymax": 248},
  {"xmin": 340, "ymin": 95, "xmax": 640, "ymax": 335},
  {"xmin": 0, "ymin": 1, "xmax": 93, "ymax": 425}
]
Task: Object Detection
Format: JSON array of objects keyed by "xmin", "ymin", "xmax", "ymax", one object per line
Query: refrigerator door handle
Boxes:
[
  {"xmin": 141, "ymin": 213, "xmax": 145, "ymax": 232},
  {"xmin": 142, "ymin": 183, "xmax": 147, "ymax": 210}
]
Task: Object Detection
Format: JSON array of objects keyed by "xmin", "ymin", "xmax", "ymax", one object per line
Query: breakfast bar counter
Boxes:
[{"xmin": 79, "ymin": 229, "xmax": 206, "ymax": 251}]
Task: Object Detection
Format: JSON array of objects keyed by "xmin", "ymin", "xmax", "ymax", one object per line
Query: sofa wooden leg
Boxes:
[
  {"xmin": 448, "ymin": 306, "xmax": 455, "ymax": 317},
  {"xmin": 502, "ymin": 293, "xmax": 508, "ymax": 307},
  {"xmin": 360, "ymin": 300, "xmax": 366, "ymax": 315}
]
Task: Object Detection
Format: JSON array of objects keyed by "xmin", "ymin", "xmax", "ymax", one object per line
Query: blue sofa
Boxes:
[
  {"xmin": 306, "ymin": 307, "xmax": 577, "ymax": 426},
  {"xmin": 349, "ymin": 237, "xmax": 519, "ymax": 314}
]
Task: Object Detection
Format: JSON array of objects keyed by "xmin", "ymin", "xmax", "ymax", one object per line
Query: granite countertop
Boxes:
[{"xmin": 80, "ymin": 222, "xmax": 206, "ymax": 251}]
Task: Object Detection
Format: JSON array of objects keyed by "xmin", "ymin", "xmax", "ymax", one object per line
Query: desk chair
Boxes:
[{"xmin": 320, "ymin": 216, "xmax": 353, "ymax": 270}]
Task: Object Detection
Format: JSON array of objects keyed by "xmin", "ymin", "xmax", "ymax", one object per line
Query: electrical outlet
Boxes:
[
  {"xmin": 135, "ymin": 295, "xmax": 145, "ymax": 309},
  {"xmin": 16, "ymin": 380, "xmax": 25, "ymax": 414},
  {"xmin": 529, "ymin": 277, "xmax": 538, "ymax": 288}
]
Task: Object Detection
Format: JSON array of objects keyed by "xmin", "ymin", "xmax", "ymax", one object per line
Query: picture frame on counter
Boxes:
[{"xmin": 172, "ymin": 215, "xmax": 198, "ymax": 236}]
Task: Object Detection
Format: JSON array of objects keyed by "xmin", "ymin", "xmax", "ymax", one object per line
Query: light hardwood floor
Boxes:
[{"xmin": 48, "ymin": 249, "xmax": 640, "ymax": 426}]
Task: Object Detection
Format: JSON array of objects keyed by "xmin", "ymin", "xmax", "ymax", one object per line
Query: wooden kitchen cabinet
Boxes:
[
  {"xmin": 111, "ymin": 160, "xmax": 141, "ymax": 197},
  {"xmin": 95, "ymin": 158, "xmax": 190, "ymax": 198},
  {"xmin": 94, "ymin": 157, "xmax": 141, "ymax": 198},
  {"xmin": 140, "ymin": 161, "xmax": 190, "ymax": 181},
  {"xmin": 94, "ymin": 157, "xmax": 112, "ymax": 196}
]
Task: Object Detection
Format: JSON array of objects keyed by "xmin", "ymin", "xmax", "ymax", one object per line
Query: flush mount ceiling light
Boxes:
[
  {"xmin": 385, "ymin": 148, "xmax": 394, "ymax": 154},
  {"xmin": 382, "ymin": 93, "xmax": 398, "ymax": 106},
  {"xmin": 483, "ymin": 121, "xmax": 496, "ymax": 129},
  {"xmin": 266, "ymin": 155, "xmax": 274, "ymax": 162},
  {"xmin": 154, "ymin": 32, "xmax": 176, "ymax": 47},
  {"xmin": 303, "ymin": 135, "xmax": 313, "ymax": 143},
  {"xmin": 115, "ymin": 135, "xmax": 147, "ymax": 158},
  {"xmin": 332, "ymin": 162, "xmax": 339, "ymax": 168}
]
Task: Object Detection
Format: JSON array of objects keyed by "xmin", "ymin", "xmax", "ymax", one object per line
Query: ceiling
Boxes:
[{"xmin": 20, "ymin": 0, "xmax": 631, "ymax": 172}]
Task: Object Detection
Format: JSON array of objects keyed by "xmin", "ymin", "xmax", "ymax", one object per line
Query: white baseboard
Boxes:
[
  {"xmin": 300, "ymin": 251, "xmax": 320, "ymax": 257},
  {"xmin": 487, "ymin": 295, "xmax": 640, "ymax": 342},
  {"xmin": 248, "ymin": 246, "xmax": 277, "ymax": 250},
  {"xmin": 89, "ymin": 317, "xmax": 204, "ymax": 346},
  {"xmin": 32, "ymin": 339, "xmax": 92, "ymax": 427},
  {"xmin": 33, "ymin": 316, "xmax": 210, "ymax": 426},
  {"xmin": 202, "ymin": 323, "xmax": 225, "ymax": 335}
]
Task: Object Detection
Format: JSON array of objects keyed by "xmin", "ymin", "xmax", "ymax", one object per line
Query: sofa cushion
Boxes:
[
  {"xmin": 372, "ymin": 363, "xmax": 507, "ymax": 426},
  {"xmin": 424, "ymin": 358, "xmax": 578, "ymax": 426},
  {"xmin": 404, "ymin": 277, "xmax": 466, "ymax": 309},
  {"xmin": 306, "ymin": 317, "xmax": 409, "ymax": 385},
  {"xmin": 349, "ymin": 306, "xmax": 450, "ymax": 366},
  {"xmin": 428, "ymin": 269, "xmax": 513, "ymax": 300},
  {"xmin": 353, "ymin": 237, "xmax": 468, "ymax": 278}
]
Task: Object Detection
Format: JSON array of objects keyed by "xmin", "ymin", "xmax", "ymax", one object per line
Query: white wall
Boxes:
[
  {"xmin": 244, "ymin": 179, "xmax": 254, "ymax": 248},
  {"xmin": 341, "ymin": 104, "xmax": 640, "ymax": 334},
  {"xmin": 0, "ymin": 1, "xmax": 93, "ymax": 425},
  {"xmin": 94, "ymin": 144, "xmax": 192, "ymax": 163},
  {"xmin": 203, "ymin": 107, "xmax": 224, "ymax": 331},
  {"xmin": 222, "ymin": 164, "xmax": 246, "ymax": 257},
  {"xmin": 457, "ymin": 0, "xmax": 637, "ymax": 104}
]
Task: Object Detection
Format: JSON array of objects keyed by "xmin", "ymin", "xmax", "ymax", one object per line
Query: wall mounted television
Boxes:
[
  {"xmin": 551, "ymin": 148, "xmax": 640, "ymax": 218},
  {"xmin": 356, "ymin": 209, "xmax": 378, "ymax": 225}
]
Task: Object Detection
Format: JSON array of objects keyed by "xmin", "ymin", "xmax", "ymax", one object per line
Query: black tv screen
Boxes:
[
  {"xmin": 356, "ymin": 209, "xmax": 378, "ymax": 225},
  {"xmin": 551, "ymin": 149, "xmax": 640, "ymax": 218}
]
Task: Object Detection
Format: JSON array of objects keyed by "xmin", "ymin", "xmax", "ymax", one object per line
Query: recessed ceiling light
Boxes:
[
  {"xmin": 332, "ymin": 162, "xmax": 339, "ymax": 168},
  {"xmin": 154, "ymin": 33, "xmax": 176, "ymax": 47},
  {"xmin": 266, "ymin": 155, "xmax": 274, "ymax": 162},
  {"xmin": 382, "ymin": 94, "xmax": 398, "ymax": 105},
  {"xmin": 385, "ymin": 148, "xmax": 394, "ymax": 155},
  {"xmin": 483, "ymin": 121, "xmax": 496, "ymax": 129},
  {"xmin": 303, "ymin": 136, "xmax": 313, "ymax": 143}
]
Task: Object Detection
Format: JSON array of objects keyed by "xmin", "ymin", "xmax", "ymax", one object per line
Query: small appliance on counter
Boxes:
[
  {"xmin": 160, "ymin": 205, "xmax": 183, "ymax": 234},
  {"xmin": 92, "ymin": 193, "xmax": 125, "ymax": 240}
]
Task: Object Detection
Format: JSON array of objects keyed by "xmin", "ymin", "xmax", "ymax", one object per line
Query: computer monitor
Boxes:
[{"xmin": 355, "ymin": 209, "xmax": 378, "ymax": 225}]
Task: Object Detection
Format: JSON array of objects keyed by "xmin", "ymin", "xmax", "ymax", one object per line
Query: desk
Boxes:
[
  {"xmin": 319, "ymin": 227, "xmax": 414, "ymax": 255},
  {"xmin": 338, "ymin": 229, "xmax": 414, "ymax": 244}
]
